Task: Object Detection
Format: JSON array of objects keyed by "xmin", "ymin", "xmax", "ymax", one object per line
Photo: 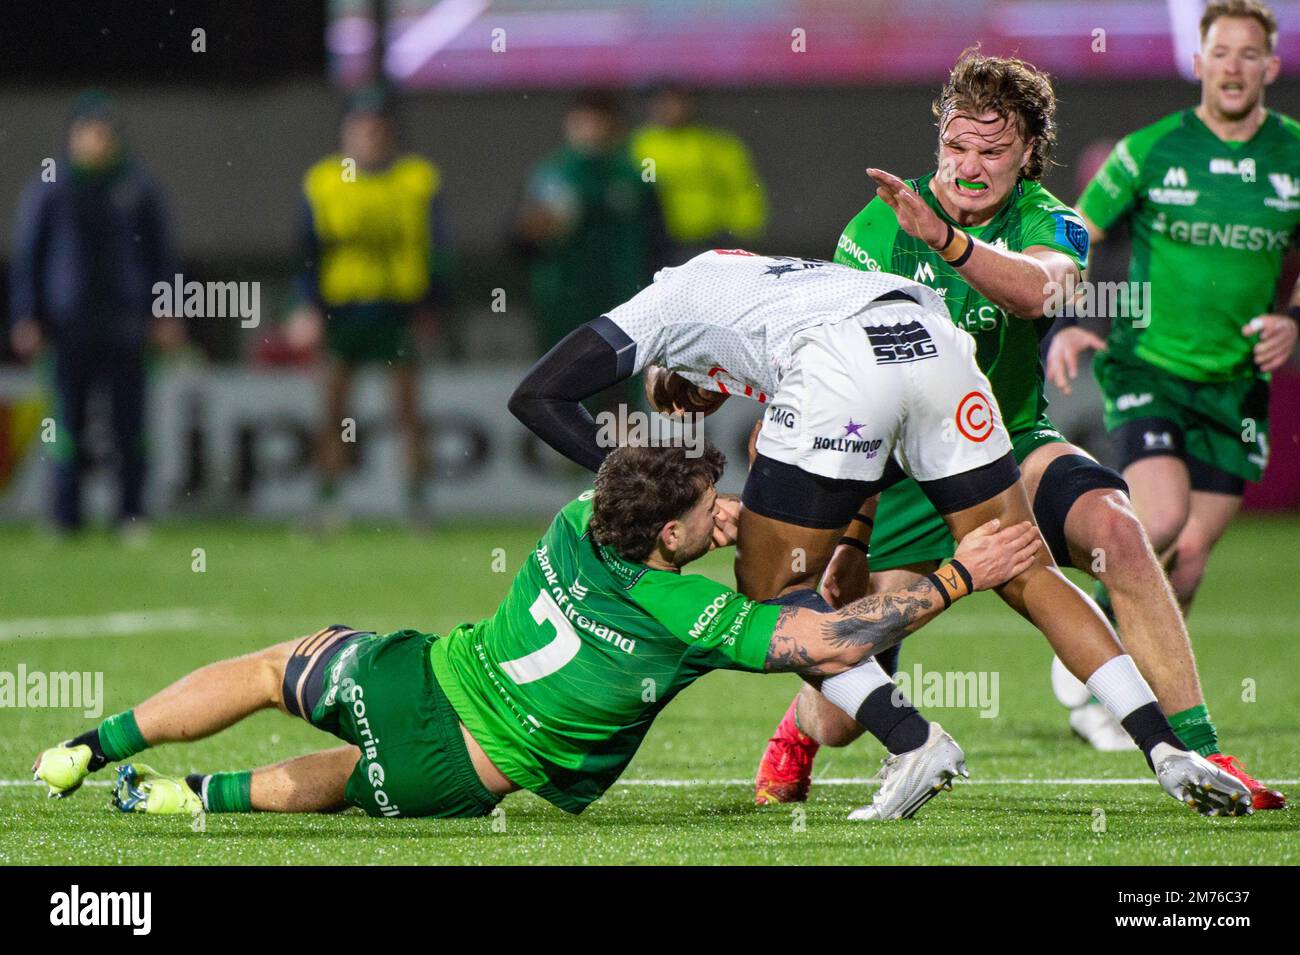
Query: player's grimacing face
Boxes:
[
  {"xmin": 1195, "ymin": 17, "xmax": 1279, "ymax": 121},
  {"xmin": 934, "ymin": 111, "xmax": 1031, "ymax": 220}
]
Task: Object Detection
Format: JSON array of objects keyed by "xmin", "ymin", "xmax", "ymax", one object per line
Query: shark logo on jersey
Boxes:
[
  {"xmin": 865, "ymin": 321, "xmax": 938, "ymax": 364},
  {"xmin": 1266, "ymin": 173, "xmax": 1300, "ymax": 210},
  {"xmin": 762, "ymin": 256, "xmax": 828, "ymax": 278}
]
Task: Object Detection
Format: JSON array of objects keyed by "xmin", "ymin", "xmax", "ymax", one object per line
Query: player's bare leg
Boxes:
[
  {"xmin": 132, "ymin": 638, "xmax": 300, "ymax": 743},
  {"xmin": 942, "ymin": 481, "xmax": 1121, "ymax": 679},
  {"xmin": 392, "ymin": 363, "xmax": 432, "ymax": 525},
  {"xmin": 1164, "ymin": 491, "xmax": 1242, "ymax": 615},
  {"xmin": 249, "ymin": 746, "xmax": 359, "ymax": 812},
  {"xmin": 1021, "ymin": 444, "xmax": 1202, "ymax": 718},
  {"xmin": 1122, "ymin": 456, "xmax": 1192, "ymax": 555},
  {"xmin": 734, "ymin": 507, "xmax": 839, "ymax": 600},
  {"xmin": 35, "ymin": 636, "xmax": 302, "ymax": 804},
  {"xmin": 745, "ymin": 503, "xmax": 943, "ymax": 806}
]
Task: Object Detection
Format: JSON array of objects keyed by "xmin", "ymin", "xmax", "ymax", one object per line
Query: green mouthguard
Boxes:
[{"xmin": 956, "ymin": 178, "xmax": 988, "ymax": 190}]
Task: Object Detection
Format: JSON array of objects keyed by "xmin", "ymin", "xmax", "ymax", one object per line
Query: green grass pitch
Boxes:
[{"xmin": 1, "ymin": 515, "xmax": 1297, "ymax": 865}]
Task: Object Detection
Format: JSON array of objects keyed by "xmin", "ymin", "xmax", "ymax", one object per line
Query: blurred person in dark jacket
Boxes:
[
  {"xmin": 515, "ymin": 91, "xmax": 666, "ymax": 356},
  {"xmin": 8, "ymin": 91, "xmax": 180, "ymax": 538},
  {"xmin": 287, "ymin": 87, "xmax": 451, "ymax": 529}
]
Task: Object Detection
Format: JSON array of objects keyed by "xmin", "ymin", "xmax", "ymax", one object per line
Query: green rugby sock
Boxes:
[
  {"xmin": 1169, "ymin": 704, "xmax": 1220, "ymax": 757},
  {"xmin": 187, "ymin": 771, "xmax": 253, "ymax": 812},
  {"xmin": 97, "ymin": 710, "xmax": 148, "ymax": 762}
]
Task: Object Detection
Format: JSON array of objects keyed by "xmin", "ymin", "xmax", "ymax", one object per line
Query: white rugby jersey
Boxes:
[{"xmin": 602, "ymin": 249, "xmax": 946, "ymax": 401}]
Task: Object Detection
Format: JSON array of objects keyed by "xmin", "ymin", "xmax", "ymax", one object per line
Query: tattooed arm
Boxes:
[
  {"xmin": 765, "ymin": 578, "xmax": 945, "ymax": 675},
  {"xmin": 764, "ymin": 518, "xmax": 1041, "ymax": 675}
]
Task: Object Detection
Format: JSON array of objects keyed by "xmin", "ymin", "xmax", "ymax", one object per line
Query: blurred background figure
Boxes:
[
  {"xmin": 287, "ymin": 85, "xmax": 451, "ymax": 530},
  {"xmin": 629, "ymin": 86, "xmax": 768, "ymax": 260},
  {"xmin": 7, "ymin": 90, "xmax": 179, "ymax": 539},
  {"xmin": 514, "ymin": 90, "xmax": 665, "ymax": 358}
]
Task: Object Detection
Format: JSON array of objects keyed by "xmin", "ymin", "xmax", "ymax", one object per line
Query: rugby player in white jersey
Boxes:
[{"xmin": 510, "ymin": 249, "xmax": 1251, "ymax": 819}]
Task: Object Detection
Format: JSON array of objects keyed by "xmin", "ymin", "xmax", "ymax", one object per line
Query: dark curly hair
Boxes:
[
  {"xmin": 590, "ymin": 443, "xmax": 726, "ymax": 563},
  {"xmin": 932, "ymin": 48, "xmax": 1058, "ymax": 182}
]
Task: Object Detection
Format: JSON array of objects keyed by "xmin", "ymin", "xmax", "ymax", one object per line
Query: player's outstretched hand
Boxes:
[
  {"xmin": 866, "ymin": 168, "xmax": 947, "ymax": 249},
  {"xmin": 1243, "ymin": 314, "xmax": 1299, "ymax": 374},
  {"xmin": 953, "ymin": 518, "xmax": 1042, "ymax": 591},
  {"xmin": 1045, "ymin": 326, "xmax": 1107, "ymax": 395}
]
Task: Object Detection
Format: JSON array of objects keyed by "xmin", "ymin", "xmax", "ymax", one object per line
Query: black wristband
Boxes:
[
  {"xmin": 925, "ymin": 572, "xmax": 952, "ymax": 609},
  {"xmin": 1287, "ymin": 305, "xmax": 1300, "ymax": 325},
  {"xmin": 949, "ymin": 233, "xmax": 975, "ymax": 268},
  {"xmin": 838, "ymin": 536, "xmax": 870, "ymax": 557},
  {"xmin": 948, "ymin": 558, "xmax": 974, "ymax": 594},
  {"xmin": 852, "ymin": 512, "xmax": 874, "ymax": 527},
  {"xmin": 938, "ymin": 221, "xmax": 954, "ymax": 252}
]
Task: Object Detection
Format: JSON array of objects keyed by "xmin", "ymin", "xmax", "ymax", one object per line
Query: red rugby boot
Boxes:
[
  {"xmin": 1208, "ymin": 754, "xmax": 1286, "ymax": 810},
  {"xmin": 755, "ymin": 697, "xmax": 820, "ymax": 805}
]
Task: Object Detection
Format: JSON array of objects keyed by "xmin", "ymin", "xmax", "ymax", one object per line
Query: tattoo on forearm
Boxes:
[
  {"xmin": 765, "ymin": 605, "xmax": 828, "ymax": 675},
  {"xmin": 825, "ymin": 578, "xmax": 940, "ymax": 650},
  {"xmin": 764, "ymin": 579, "xmax": 942, "ymax": 674}
]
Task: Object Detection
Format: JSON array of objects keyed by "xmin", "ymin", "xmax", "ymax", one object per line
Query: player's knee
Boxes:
[
  {"xmin": 1087, "ymin": 493, "xmax": 1157, "ymax": 588},
  {"xmin": 1033, "ymin": 454, "xmax": 1128, "ymax": 566},
  {"xmin": 255, "ymin": 639, "xmax": 298, "ymax": 708}
]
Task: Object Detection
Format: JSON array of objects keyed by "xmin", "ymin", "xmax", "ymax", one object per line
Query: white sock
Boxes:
[
  {"xmin": 821, "ymin": 656, "xmax": 894, "ymax": 721},
  {"xmin": 1084, "ymin": 654, "xmax": 1157, "ymax": 723}
]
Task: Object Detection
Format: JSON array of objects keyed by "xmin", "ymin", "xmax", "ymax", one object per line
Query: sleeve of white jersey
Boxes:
[{"xmin": 602, "ymin": 282, "xmax": 670, "ymax": 376}]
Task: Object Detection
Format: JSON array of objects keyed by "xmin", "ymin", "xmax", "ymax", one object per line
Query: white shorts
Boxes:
[{"xmin": 754, "ymin": 300, "xmax": 1013, "ymax": 485}]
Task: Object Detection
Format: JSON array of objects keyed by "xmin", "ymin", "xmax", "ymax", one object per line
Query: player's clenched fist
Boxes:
[{"xmin": 952, "ymin": 518, "xmax": 1042, "ymax": 590}]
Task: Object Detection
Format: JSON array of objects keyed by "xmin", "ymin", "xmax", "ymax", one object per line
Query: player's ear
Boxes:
[
  {"xmin": 1193, "ymin": 51, "xmax": 1204, "ymax": 81},
  {"xmin": 658, "ymin": 519, "xmax": 682, "ymax": 553},
  {"xmin": 1020, "ymin": 138, "xmax": 1035, "ymax": 173},
  {"xmin": 1265, "ymin": 54, "xmax": 1281, "ymax": 85}
]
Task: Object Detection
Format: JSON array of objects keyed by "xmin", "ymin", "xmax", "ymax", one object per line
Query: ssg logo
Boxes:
[{"xmin": 865, "ymin": 321, "xmax": 938, "ymax": 364}]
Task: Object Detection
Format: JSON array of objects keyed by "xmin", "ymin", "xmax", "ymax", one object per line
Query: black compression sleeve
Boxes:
[{"xmin": 507, "ymin": 316, "xmax": 638, "ymax": 473}]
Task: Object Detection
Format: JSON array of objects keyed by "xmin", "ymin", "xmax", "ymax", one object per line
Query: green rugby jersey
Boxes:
[
  {"xmin": 1077, "ymin": 109, "xmax": 1300, "ymax": 382},
  {"xmin": 834, "ymin": 173, "xmax": 1089, "ymax": 435},
  {"xmin": 429, "ymin": 493, "xmax": 779, "ymax": 814}
]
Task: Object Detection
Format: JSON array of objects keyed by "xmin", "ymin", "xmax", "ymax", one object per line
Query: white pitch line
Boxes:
[
  {"xmin": 615, "ymin": 776, "xmax": 1300, "ymax": 787},
  {"xmin": 0, "ymin": 608, "xmax": 219, "ymax": 642},
  {"xmin": 5, "ymin": 778, "xmax": 1298, "ymax": 789}
]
